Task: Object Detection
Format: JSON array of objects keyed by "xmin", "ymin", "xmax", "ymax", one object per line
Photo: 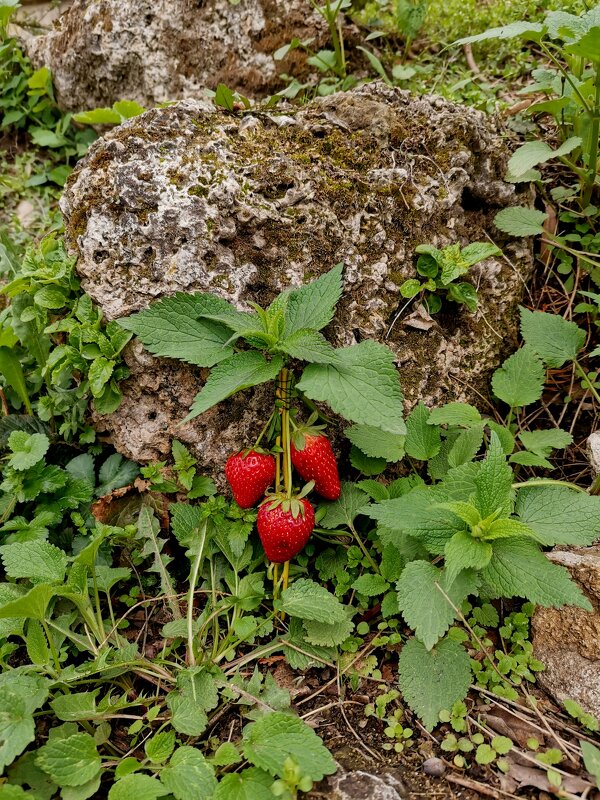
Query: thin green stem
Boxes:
[
  {"xmin": 349, "ymin": 521, "xmax": 379, "ymax": 573},
  {"xmin": 582, "ymin": 61, "xmax": 600, "ymax": 207},
  {"xmin": 42, "ymin": 619, "xmax": 61, "ymax": 671},
  {"xmin": 511, "ymin": 479, "xmax": 588, "ymax": 494},
  {"xmin": 539, "ymin": 42, "xmax": 591, "ymax": 114},
  {"xmin": 187, "ymin": 519, "xmax": 208, "ymax": 667},
  {"xmin": 574, "ymin": 358, "xmax": 600, "ymax": 405}
]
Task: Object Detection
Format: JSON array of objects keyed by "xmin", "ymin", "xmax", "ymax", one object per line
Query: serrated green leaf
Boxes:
[
  {"xmin": 398, "ymin": 637, "xmax": 471, "ymax": 730},
  {"xmin": 108, "ymin": 774, "xmax": 169, "ymax": 800},
  {"xmin": 453, "ymin": 20, "xmax": 543, "ymax": 46},
  {"xmin": 349, "ymin": 445, "xmax": 387, "ymax": 475},
  {"xmin": 303, "ymin": 614, "xmax": 354, "ymax": 646},
  {"xmin": 50, "ymin": 692, "xmax": 99, "ymax": 722},
  {"xmin": 507, "ymin": 137, "xmax": 582, "ymax": 178},
  {"xmin": 160, "ymin": 746, "xmax": 216, "ymax": 800},
  {"xmin": 428, "ymin": 403, "xmax": 481, "ymax": 427},
  {"xmin": 356, "ymin": 480, "xmax": 389, "ymax": 501},
  {"xmin": 242, "ymin": 712, "xmax": 336, "ymax": 780},
  {"xmin": 515, "ymin": 486, "xmax": 600, "ymax": 546},
  {"xmin": 351, "ymin": 573, "xmax": 390, "ymax": 596},
  {"xmin": 397, "ymin": 562, "xmax": 478, "ymax": 649},
  {"xmin": 319, "ymin": 482, "xmax": 368, "ymax": 529},
  {"xmin": 213, "ymin": 768, "xmax": 275, "ymax": 800},
  {"xmin": 405, "ymin": 402, "xmax": 441, "ymax": 460},
  {"xmin": 447, "ymin": 427, "xmax": 484, "ymax": 468},
  {"xmin": 277, "ymin": 578, "xmax": 346, "ymax": 623},
  {"xmin": 0, "ymin": 689, "xmax": 36, "ymax": 772},
  {"xmin": 145, "ymin": 731, "xmax": 175, "ymax": 764},
  {"xmin": 494, "ymin": 206, "xmax": 548, "ymax": 236},
  {"xmin": 509, "ymin": 451, "xmax": 553, "ymax": 468},
  {"xmin": 284, "ymin": 264, "xmax": 343, "ymax": 336},
  {"xmin": 25, "ymin": 619, "xmax": 49, "ymax": 665},
  {"xmin": 482, "ymin": 537, "xmax": 592, "ymax": 609},
  {"xmin": 117, "ymin": 293, "xmax": 235, "ymax": 367},
  {"xmin": 96, "ymin": 453, "xmax": 139, "ymax": 496},
  {"xmin": 0, "ymin": 584, "xmax": 57, "ymax": 621},
  {"xmin": 184, "ymin": 352, "xmax": 283, "ymax": 421},
  {"xmin": 520, "ymin": 307, "xmax": 585, "ymax": 368},
  {"xmin": 0, "ymin": 540, "xmax": 67, "ymax": 583},
  {"xmin": 36, "ymin": 733, "xmax": 101, "ymax": 787},
  {"xmin": 444, "ymin": 531, "xmax": 492, "ymax": 585},
  {"xmin": 276, "ymin": 329, "xmax": 339, "ymax": 364},
  {"xmin": 88, "ymin": 357, "xmax": 114, "ymax": 397},
  {"xmin": 518, "ymin": 428, "xmax": 573, "ymax": 456},
  {"xmin": 491, "ymin": 346, "xmax": 546, "ymax": 407},
  {"xmin": 345, "ymin": 423, "xmax": 406, "ymax": 461},
  {"xmin": 7, "ymin": 431, "xmax": 49, "ymax": 471},
  {"xmin": 282, "ymin": 618, "xmax": 336, "ymax": 670},
  {"xmin": 474, "ymin": 433, "xmax": 513, "ymax": 518},
  {"xmin": 296, "ymin": 340, "xmax": 404, "ymax": 434}
]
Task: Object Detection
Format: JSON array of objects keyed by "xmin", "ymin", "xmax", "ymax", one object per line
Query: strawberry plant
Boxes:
[{"xmin": 119, "ymin": 263, "xmax": 404, "ymax": 589}]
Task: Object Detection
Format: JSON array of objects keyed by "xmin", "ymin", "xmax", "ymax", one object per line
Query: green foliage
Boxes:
[{"xmin": 399, "ymin": 241, "xmax": 500, "ymax": 313}]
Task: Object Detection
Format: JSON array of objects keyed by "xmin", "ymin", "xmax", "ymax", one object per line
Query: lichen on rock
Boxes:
[
  {"xmin": 20, "ymin": 0, "xmax": 332, "ymax": 111},
  {"xmin": 60, "ymin": 83, "xmax": 532, "ymax": 469}
]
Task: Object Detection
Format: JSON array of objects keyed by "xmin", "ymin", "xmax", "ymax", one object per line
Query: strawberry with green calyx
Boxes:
[
  {"xmin": 225, "ymin": 448, "xmax": 276, "ymax": 509},
  {"xmin": 257, "ymin": 485, "xmax": 315, "ymax": 563},
  {"xmin": 290, "ymin": 413, "xmax": 341, "ymax": 501}
]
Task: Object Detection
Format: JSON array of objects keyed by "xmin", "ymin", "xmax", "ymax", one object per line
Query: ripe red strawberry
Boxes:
[
  {"xmin": 291, "ymin": 429, "xmax": 341, "ymax": 501},
  {"xmin": 257, "ymin": 495, "xmax": 315, "ymax": 563},
  {"xmin": 225, "ymin": 449, "xmax": 276, "ymax": 509}
]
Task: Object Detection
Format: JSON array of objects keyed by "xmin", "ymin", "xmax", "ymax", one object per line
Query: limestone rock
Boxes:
[
  {"xmin": 21, "ymin": 0, "xmax": 331, "ymax": 111},
  {"xmin": 60, "ymin": 83, "xmax": 532, "ymax": 469},
  {"xmin": 327, "ymin": 770, "xmax": 407, "ymax": 800},
  {"xmin": 532, "ymin": 547, "xmax": 600, "ymax": 719}
]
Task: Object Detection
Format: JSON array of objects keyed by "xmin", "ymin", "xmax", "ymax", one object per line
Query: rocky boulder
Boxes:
[
  {"xmin": 21, "ymin": 0, "xmax": 332, "ymax": 111},
  {"xmin": 60, "ymin": 83, "xmax": 532, "ymax": 469},
  {"xmin": 532, "ymin": 547, "xmax": 600, "ymax": 719}
]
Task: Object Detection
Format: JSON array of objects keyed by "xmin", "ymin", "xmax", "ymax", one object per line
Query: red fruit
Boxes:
[
  {"xmin": 225, "ymin": 450, "xmax": 276, "ymax": 509},
  {"xmin": 257, "ymin": 496, "xmax": 315, "ymax": 563},
  {"xmin": 291, "ymin": 432, "xmax": 341, "ymax": 501}
]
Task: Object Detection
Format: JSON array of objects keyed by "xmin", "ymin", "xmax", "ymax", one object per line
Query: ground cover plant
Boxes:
[{"xmin": 0, "ymin": 0, "xmax": 600, "ymax": 797}]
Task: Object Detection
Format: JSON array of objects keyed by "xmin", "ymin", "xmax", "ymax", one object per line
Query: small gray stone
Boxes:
[
  {"xmin": 587, "ymin": 431, "xmax": 600, "ymax": 476},
  {"xmin": 328, "ymin": 770, "xmax": 407, "ymax": 800},
  {"xmin": 422, "ymin": 757, "xmax": 445, "ymax": 777}
]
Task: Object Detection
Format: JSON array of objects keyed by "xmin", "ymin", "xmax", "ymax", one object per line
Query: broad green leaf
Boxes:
[
  {"xmin": 184, "ymin": 352, "xmax": 283, "ymax": 422},
  {"xmin": 515, "ymin": 486, "xmax": 600, "ymax": 546},
  {"xmin": 319, "ymin": 482, "xmax": 368, "ymax": 529},
  {"xmin": 494, "ymin": 207, "xmax": 548, "ymax": 236},
  {"xmin": 96, "ymin": 453, "xmax": 139, "ymax": 496},
  {"xmin": 345, "ymin": 423, "xmax": 406, "ymax": 461},
  {"xmin": 460, "ymin": 242, "xmax": 501, "ymax": 266},
  {"xmin": 166, "ymin": 668, "xmax": 219, "ymax": 737},
  {"xmin": 0, "ymin": 347, "xmax": 31, "ymax": 414},
  {"xmin": 108, "ymin": 774, "xmax": 169, "ymax": 800},
  {"xmin": 145, "ymin": 731, "xmax": 175, "ymax": 764},
  {"xmin": 88, "ymin": 357, "xmax": 114, "ymax": 397},
  {"xmin": 581, "ymin": 741, "xmax": 600, "ymax": 789},
  {"xmin": 484, "ymin": 518, "xmax": 539, "ymax": 541},
  {"xmin": 50, "ymin": 692, "xmax": 99, "ymax": 722},
  {"xmin": 113, "ymin": 99, "xmax": 146, "ymax": 118},
  {"xmin": 0, "ymin": 540, "xmax": 67, "ymax": 583},
  {"xmin": 349, "ymin": 446, "xmax": 387, "ymax": 475},
  {"xmin": 397, "ymin": 562, "xmax": 478, "ymax": 649},
  {"xmin": 447, "ymin": 427, "xmax": 484, "ymax": 468},
  {"xmin": 428, "ymin": 403, "xmax": 481, "ymax": 427},
  {"xmin": 73, "ymin": 108, "xmax": 122, "ymax": 125},
  {"xmin": 491, "ymin": 346, "xmax": 545, "ymax": 407},
  {"xmin": 520, "ymin": 307, "xmax": 585, "ymax": 368},
  {"xmin": 213, "ymin": 768, "xmax": 274, "ymax": 800},
  {"xmin": 296, "ymin": 341, "xmax": 404, "ymax": 434},
  {"xmin": 519, "ymin": 428, "xmax": 573, "ymax": 456},
  {"xmin": 482, "ymin": 537, "xmax": 592, "ymax": 609},
  {"xmin": 303, "ymin": 614, "xmax": 354, "ymax": 647},
  {"xmin": 277, "ymin": 578, "xmax": 346, "ymax": 623},
  {"xmin": 0, "ymin": 584, "xmax": 25, "ymax": 639},
  {"xmin": 282, "ymin": 618, "xmax": 336, "ymax": 670},
  {"xmin": 0, "ymin": 686, "xmax": 41, "ymax": 772},
  {"xmin": 7, "ymin": 431, "xmax": 48, "ymax": 470},
  {"xmin": 444, "ymin": 531, "xmax": 492, "ymax": 585},
  {"xmin": 276, "ymin": 329, "xmax": 339, "ymax": 364},
  {"xmin": 160, "ymin": 746, "xmax": 217, "ymax": 800},
  {"xmin": 36, "ymin": 733, "xmax": 101, "ymax": 787},
  {"xmin": 405, "ymin": 402, "xmax": 441, "ymax": 460},
  {"xmin": 0, "ymin": 584, "xmax": 57, "ymax": 621},
  {"xmin": 242, "ymin": 712, "xmax": 336, "ymax": 781},
  {"xmin": 351, "ymin": 573, "xmax": 390, "ymax": 596},
  {"xmin": 284, "ymin": 264, "xmax": 343, "ymax": 336},
  {"xmin": 510, "ymin": 451, "xmax": 553, "ymax": 469},
  {"xmin": 453, "ymin": 21, "xmax": 543, "ymax": 46},
  {"xmin": 565, "ymin": 27, "xmax": 600, "ymax": 60},
  {"xmin": 25, "ymin": 619, "xmax": 49, "ymax": 665},
  {"xmin": 507, "ymin": 137, "xmax": 582, "ymax": 178},
  {"xmin": 474, "ymin": 433, "xmax": 513, "ymax": 518},
  {"xmin": 117, "ymin": 293, "xmax": 235, "ymax": 367},
  {"xmin": 398, "ymin": 637, "xmax": 471, "ymax": 730}
]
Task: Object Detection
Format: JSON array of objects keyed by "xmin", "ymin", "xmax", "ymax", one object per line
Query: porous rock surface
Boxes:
[
  {"xmin": 532, "ymin": 547, "xmax": 600, "ymax": 718},
  {"xmin": 21, "ymin": 0, "xmax": 330, "ymax": 111},
  {"xmin": 60, "ymin": 83, "xmax": 532, "ymax": 469}
]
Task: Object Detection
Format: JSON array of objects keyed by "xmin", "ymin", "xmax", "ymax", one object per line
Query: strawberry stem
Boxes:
[{"xmin": 281, "ymin": 559, "xmax": 290, "ymax": 622}]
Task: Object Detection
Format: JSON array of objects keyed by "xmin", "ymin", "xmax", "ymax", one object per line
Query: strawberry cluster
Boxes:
[{"xmin": 224, "ymin": 421, "xmax": 340, "ymax": 564}]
